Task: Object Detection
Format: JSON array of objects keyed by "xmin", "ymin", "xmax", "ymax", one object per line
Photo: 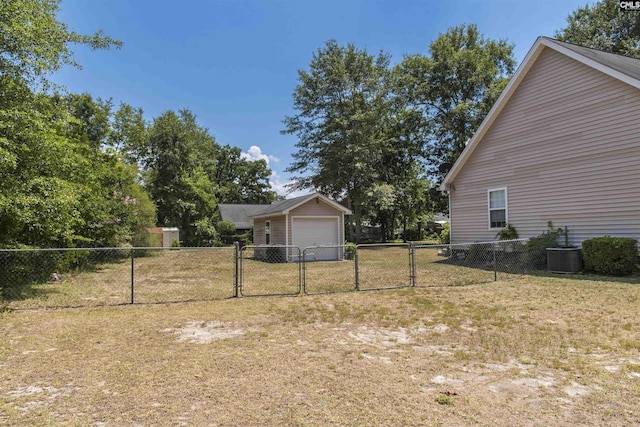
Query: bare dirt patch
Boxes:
[
  {"xmin": 2, "ymin": 277, "xmax": 640, "ymax": 426},
  {"xmin": 163, "ymin": 320, "xmax": 246, "ymax": 343}
]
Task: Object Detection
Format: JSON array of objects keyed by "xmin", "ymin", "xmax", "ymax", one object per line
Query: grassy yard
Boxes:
[
  {"xmin": 3, "ymin": 245, "xmax": 503, "ymax": 309},
  {"xmin": 1, "ymin": 274, "xmax": 640, "ymax": 426}
]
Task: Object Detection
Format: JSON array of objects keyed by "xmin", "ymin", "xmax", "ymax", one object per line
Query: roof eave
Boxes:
[
  {"xmin": 440, "ymin": 37, "xmax": 640, "ymax": 191},
  {"xmin": 440, "ymin": 37, "xmax": 548, "ymax": 190},
  {"xmin": 249, "ymin": 193, "xmax": 352, "ymax": 218}
]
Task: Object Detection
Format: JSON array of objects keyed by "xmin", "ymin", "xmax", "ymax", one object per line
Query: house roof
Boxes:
[
  {"xmin": 218, "ymin": 193, "xmax": 352, "ymax": 228},
  {"xmin": 440, "ymin": 37, "xmax": 640, "ymax": 191},
  {"xmin": 250, "ymin": 192, "xmax": 352, "ymax": 219},
  {"xmin": 218, "ymin": 204, "xmax": 266, "ymax": 229}
]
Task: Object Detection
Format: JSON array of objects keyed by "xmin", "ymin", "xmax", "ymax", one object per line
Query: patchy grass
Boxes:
[
  {"xmin": 4, "ymin": 248, "xmax": 236, "ymax": 309},
  {"xmin": 2, "ymin": 275, "xmax": 640, "ymax": 426}
]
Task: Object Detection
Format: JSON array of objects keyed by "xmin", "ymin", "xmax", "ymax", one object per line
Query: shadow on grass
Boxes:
[
  {"xmin": 434, "ymin": 251, "xmax": 640, "ymax": 286},
  {"xmin": 0, "ymin": 250, "xmax": 129, "ymax": 303}
]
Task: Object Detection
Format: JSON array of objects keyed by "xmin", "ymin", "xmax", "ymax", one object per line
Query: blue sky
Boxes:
[{"xmin": 53, "ymin": 0, "xmax": 589, "ymax": 197}]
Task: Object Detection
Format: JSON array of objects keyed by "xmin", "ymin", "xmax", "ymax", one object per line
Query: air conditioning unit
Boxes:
[{"xmin": 547, "ymin": 247, "xmax": 583, "ymax": 273}]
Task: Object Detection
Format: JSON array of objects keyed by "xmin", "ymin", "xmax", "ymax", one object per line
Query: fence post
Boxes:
[
  {"xmin": 301, "ymin": 247, "xmax": 305, "ymax": 295},
  {"xmin": 410, "ymin": 243, "xmax": 416, "ymax": 287},
  {"xmin": 354, "ymin": 245, "xmax": 360, "ymax": 291},
  {"xmin": 130, "ymin": 247, "xmax": 135, "ymax": 304},
  {"xmin": 233, "ymin": 242, "xmax": 239, "ymax": 298},
  {"xmin": 493, "ymin": 242, "xmax": 497, "ymax": 282}
]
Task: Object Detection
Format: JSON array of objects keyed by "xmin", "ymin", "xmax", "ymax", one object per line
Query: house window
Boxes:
[
  {"xmin": 488, "ymin": 188, "xmax": 507, "ymax": 229},
  {"xmin": 265, "ymin": 220, "xmax": 271, "ymax": 245}
]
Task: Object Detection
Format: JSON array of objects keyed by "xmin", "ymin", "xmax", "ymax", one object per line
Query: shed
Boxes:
[
  {"xmin": 218, "ymin": 193, "xmax": 351, "ymax": 261},
  {"xmin": 147, "ymin": 227, "xmax": 180, "ymax": 248},
  {"xmin": 161, "ymin": 228, "xmax": 180, "ymax": 248}
]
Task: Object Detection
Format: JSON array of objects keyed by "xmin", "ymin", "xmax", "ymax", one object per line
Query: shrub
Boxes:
[
  {"xmin": 582, "ymin": 236, "xmax": 638, "ymax": 276},
  {"xmin": 438, "ymin": 223, "xmax": 450, "ymax": 244},
  {"xmin": 0, "ymin": 247, "xmax": 92, "ymax": 300},
  {"xmin": 266, "ymin": 246, "xmax": 286, "ymax": 263},
  {"xmin": 495, "ymin": 223, "xmax": 519, "ymax": 240},
  {"xmin": 467, "ymin": 243, "xmax": 491, "ymax": 265},
  {"xmin": 344, "ymin": 242, "xmax": 356, "ymax": 260},
  {"xmin": 525, "ymin": 234, "xmax": 560, "ymax": 269}
]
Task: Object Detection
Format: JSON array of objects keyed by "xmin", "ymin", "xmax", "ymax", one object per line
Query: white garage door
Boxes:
[{"xmin": 293, "ymin": 217, "xmax": 339, "ymax": 261}]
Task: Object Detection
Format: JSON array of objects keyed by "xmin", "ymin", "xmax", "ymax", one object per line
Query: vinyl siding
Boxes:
[
  {"xmin": 449, "ymin": 47, "xmax": 640, "ymax": 246},
  {"xmin": 287, "ymin": 199, "xmax": 345, "ymax": 246},
  {"xmin": 253, "ymin": 216, "xmax": 286, "ymax": 245}
]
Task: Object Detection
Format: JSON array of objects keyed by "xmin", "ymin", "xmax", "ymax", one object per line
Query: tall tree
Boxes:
[
  {"xmin": 0, "ymin": 0, "xmax": 121, "ymax": 87},
  {"xmin": 134, "ymin": 110, "xmax": 277, "ymax": 245},
  {"xmin": 396, "ymin": 24, "xmax": 515, "ymax": 212},
  {"xmin": 556, "ymin": 0, "xmax": 640, "ymax": 58},
  {"xmin": 211, "ymin": 145, "xmax": 276, "ymax": 204},
  {"xmin": 143, "ymin": 110, "xmax": 218, "ymax": 245},
  {"xmin": 0, "ymin": 0, "xmax": 138, "ymax": 249},
  {"xmin": 108, "ymin": 102, "xmax": 149, "ymax": 162},
  {"xmin": 283, "ymin": 40, "xmax": 391, "ymax": 242}
]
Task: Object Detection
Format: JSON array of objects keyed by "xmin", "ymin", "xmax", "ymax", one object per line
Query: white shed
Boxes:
[{"xmin": 161, "ymin": 227, "xmax": 180, "ymax": 248}]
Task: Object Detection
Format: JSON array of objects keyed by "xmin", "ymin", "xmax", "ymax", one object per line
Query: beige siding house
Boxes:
[
  {"xmin": 440, "ymin": 37, "xmax": 640, "ymax": 246},
  {"xmin": 220, "ymin": 193, "xmax": 351, "ymax": 261}
]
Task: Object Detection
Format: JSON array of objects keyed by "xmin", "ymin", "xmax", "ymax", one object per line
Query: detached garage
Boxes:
[{"xmin": 251, "ymin": 193, "xmax": 351, "ymax": 261}]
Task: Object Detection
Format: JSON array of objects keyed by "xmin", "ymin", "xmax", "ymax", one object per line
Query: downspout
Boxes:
[
  {"xmin": 447, "ymin": 189, "xmax": 452, "ymax": 243},
  {"xmin": 285, "ymin": 213, "xmax": 290, "ymax": 261}
]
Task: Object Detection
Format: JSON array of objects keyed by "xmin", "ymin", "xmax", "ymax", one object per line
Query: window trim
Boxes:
[
  {"xmin": 487, "ymin": 187, "xmax": 508, "ymax": 230},
  {"xmin": 265, "ymin": 220, "xmax": 271, "ymax": 245}
]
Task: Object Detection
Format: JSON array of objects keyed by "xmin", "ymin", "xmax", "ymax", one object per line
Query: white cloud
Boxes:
[
  {"xmin": 269, "ymin": 170, "xmax": 308, "ymax": 198},
  {"xmin": 241, "ymin": 145, "xmax": 279, "ymax": 165},
  {"xmin": 241, "ymin": 146, "xmax": 305, "ymax": 198}
]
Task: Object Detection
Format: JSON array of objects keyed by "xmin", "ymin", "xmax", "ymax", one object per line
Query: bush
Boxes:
[
  {"xmin": 582, "ymin": 236, "xmax": 638, "ymax": 276},
  {"xmin": 495, "ymin": 223, "xmax": 518, "ymax": 240},
  {"xmin": 468, "ymin": 243, "xmax": 491, "ymax": 264},
  {"xmin": 266, "ymin": 246, "xmax": 286, "ymax": 263},
  {"xmin": 0, "ymin": 247, "xmax": 92, "ymax": 300},
  {"xmin": 525, "ymin": 234, "xmax": 560, "ymax": 269},
  {"xmin": 344, "ymin": 242, "xmax": 356, "ymax": 260},
  {"xmin": 438, "ymin": 223, "xmax": 450, "ymax": 244}
]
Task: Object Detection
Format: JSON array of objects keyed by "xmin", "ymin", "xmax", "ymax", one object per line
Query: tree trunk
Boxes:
[
  {"xmin": 402, "ymin": 215, "xmax": 408, "ymax": 243},
  {"xmin": 353, "ymin": 205, "xmax": 362, "ymax": 244}
]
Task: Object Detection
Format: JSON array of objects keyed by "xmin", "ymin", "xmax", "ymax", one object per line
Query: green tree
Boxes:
[
  {"xmin": 283, "ymin": 40, "xmax": 391, "ymax": 242},
  {"xmin": 556, "ymin": 0, "xmax": 640, "ymax": 58},
  {"xmin": 64, "ymin": 93, "xmax": 112, "ymax": 149},
  {"xmin": 0, "ymin": 0, "xmax": 121, "ymax": 86},
  {"xmin": 396, "ymin": 24, "xmax": 515, "ymax": 212},
  {"xmin": 0, "ymin": 0, "xmax": 130, "ymax": 250},
  {"xmin": 108, "ymin": 102, "xmax": 148, "ymax": 162},
  {"xmin": 212, "ymin": 145, "xmax": 277, "ymax": 204},
  {"xmin": 0, "ymin": 89, "xmax": 155, "ymax": 248},
  {"xmin": 144, "ymin": 110, "xmax": 218, "ymax": 245}
]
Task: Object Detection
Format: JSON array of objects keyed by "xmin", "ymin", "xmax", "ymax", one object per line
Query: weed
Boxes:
[{"xmin": 435, "ymin": 392, "xmax": 456, "ymax": 405}]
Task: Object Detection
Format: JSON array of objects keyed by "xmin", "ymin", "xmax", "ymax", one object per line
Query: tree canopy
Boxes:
[
  {"xmin": 556, "ymin": 0, "xmax": 640, "ymax": 58},
  {"xmin": 0, "ymin": 0, "xmax": 121, "ymax": 86},
  {"xmin": 0, "ymin": 0, "xmax": 278, "ymax": 248},
  {"xmin": 283, "ymin": 40, "xmax": 392, "ymax": 241},
  {"xmin": 284, "ymin": 27, "xmax": 515, "ymax": 241}
]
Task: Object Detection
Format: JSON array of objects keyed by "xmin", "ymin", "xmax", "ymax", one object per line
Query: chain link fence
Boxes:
[
  {"xmin": 303, "ymin": 246, "xmax": 355, "ymax": 295},
  {"xmin": 239, "ymin": 245, "xmax": 301, "ymax": 297},
  {"xmin": 1, "ymin": 239, "xmax": 543, "ymax": 309},
  {"xmin": 133, "ymin": 247, "xmax": 235, "ymax": 304},
  {"xmin": 0, "ymin": 247, "xmax": 235, "ymax": 309},
  {"xmin": 414, "ymin": 239, "xmax": 535, "ymax": 287},
  {"xmin": 356, "ymin": 244, "xmax": 413, "ymax": 290}
]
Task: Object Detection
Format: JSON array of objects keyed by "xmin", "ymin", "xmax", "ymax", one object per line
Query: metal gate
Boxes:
[{"xmin": 239, "ymin": 245, "xmax": 301, "ymax": 296}]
